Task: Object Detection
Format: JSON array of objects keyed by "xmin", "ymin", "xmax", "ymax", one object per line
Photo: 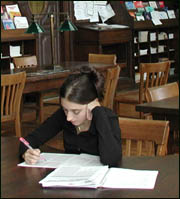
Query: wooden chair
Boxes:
[
  {"xmin": 88, "ymin": 53, "xmax": 117, "ymax": 65},
  {"xmin": 12, "ymin": 56, "xmax": 44, "ymax": 123},
  {"xmin": 12, "ymin": 55, "xmax": 37, "ymax": 68},
  {"xmin": 102, "ymin": 65, "xmax": 121, "ymax": 109},
  {"xmin": 114, "ymin": 61, "xmax": 171, "ymax": 118},
  {"xmin": 146, "ymin": 82, "xmax": 179, "ymax": 144},
  {"xmin": 1, "ymin": 72, "xmax": 26, "ymax": 137},
  {"xmin": 88, "ymin": 53, "xmax": 119, "ymax": 109},
  {"xmin": 145, "ymin": 82, "xmax": 179, "ymax": 102},
  {"xmin": 119, "ymin": 117, "xmax": 170, "ymax": 156}
]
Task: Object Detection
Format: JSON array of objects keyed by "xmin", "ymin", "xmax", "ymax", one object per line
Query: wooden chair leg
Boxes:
[
  {"xmin": 36, "ymin": 92, "xmax": 44, "ymax": 123},
  {"xmin": 15, "ymin": 114, "xmax": 21, "ymax": 137}
]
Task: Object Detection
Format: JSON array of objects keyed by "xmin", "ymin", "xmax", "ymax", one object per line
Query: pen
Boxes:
[{"xmin": 19, "ymin": 137, "xmax": 46, "ymax": 161}]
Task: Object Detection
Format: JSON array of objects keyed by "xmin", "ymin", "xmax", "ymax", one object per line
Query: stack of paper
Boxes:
[
  {"xmin": 39, "ymin": 166, "xmax": 159, "ymax": 189},
  {"xmin": 39, "ymin": 165, "xmax": 109, "ymax": 188},
  {"xmin": 18, "ymin": 152, "xmax": 159, "ymax": 189}
]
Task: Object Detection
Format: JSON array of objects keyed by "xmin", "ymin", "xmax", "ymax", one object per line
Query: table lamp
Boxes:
[{"xmin": 25, "ymin": 13, "xmax": 78, "ymax": 65}]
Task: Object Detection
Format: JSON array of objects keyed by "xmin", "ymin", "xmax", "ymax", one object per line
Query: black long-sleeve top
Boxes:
[{"xmin": 19, "ymin": 106, "xmax": 122, "ymax": 167}]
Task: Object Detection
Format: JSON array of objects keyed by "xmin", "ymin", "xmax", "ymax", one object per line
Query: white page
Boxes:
[
  {"xmin": 39, "ymin": 165, "xmax": 109, "ymax": 188},
  {"xmin": 102, "ymin": 168, "xmax": 158, "ymax": 189},
  {"xmin": 10, "ymin": 45, "xmax": 21, "ymax": 57},
  {"xmin": 62, "ymin": 153, "xmax": 103, "ymax": 167},
  {"xmin": 152, "ymin": 18, "xmax": 162, "ymax": 25},
  {"xmin": 167, "ymin": 10, "xmax": 176, "ymax": 19},
  {"xmin": 149, "ymin": 1, "xmax": 158, "ymax": 9},
  {"xmin": 14, "ymin": 16, "xmax": 29, "ymax": 29},
  {"xmin": 98, "ymin": 4, "xmax": 115, "ymax": 23},
  {"xmin": 87, "ymin": 1, "xmax": 94, "ymax": 16},
  {"xmin": 73, "ymin": 1, "xmax": 90, "ymax": 20},
  {"xmin": 151, "ymin": 11, "xmax": 160, "ymax": 20},
  {"xmin": 159, "ymin": 11, "xmax": 168, "ymax": 19},
  {"xmin": 90, "ymin": 5, "xmax": 99, "ymax": 22},
  {"xmin": 18, "ymin": 153, "xmax": 102, "ymax": 168},
  {"xmin": 17, "ymin": 153, "xmax": 79, "ymax": 168}
]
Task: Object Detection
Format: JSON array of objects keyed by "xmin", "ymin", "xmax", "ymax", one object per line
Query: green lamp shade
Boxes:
[
  {"xmin": 25, "ymin": 22, "xmax": 45, "ymax": 34},
  {"xmin": 58, "ymin": 19, "xmax": 78, "ymax": 32}
]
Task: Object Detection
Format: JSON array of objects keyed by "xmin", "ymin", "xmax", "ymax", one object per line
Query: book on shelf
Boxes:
[
  {"xmin": 125, "ymin": 1, "xmax": 136, "ymax": 10},
  {"xmin": 128, "ymin": 11, "xmax": 136, "ymax": 20},
  {"xmin": 138, "ymin": 31, "xmax": 148, "ymax": 42},
  {"xmin": 149, "ymin": 1, "xmax": 158, "ymax": 9},
  {"xmin": 133, "ymin": 1, "xmax": 144, "ymax": 8},
  {"xmin": 5, "ymin": 4, "xmax": 21, "ymax": 20},
  {"xmin": 143, "ymin": 11, "xmax": 151, "ymax": 20},
  {"xmin": 39, "ymin": 164, "xmax": 159, "ymax": 189},
  {"xmin": 2, "ymin": 19, "xmax": 15, "ymax": 30},
  {"xmin": 158, "ymin": 11, "xmax": 168, "ymax": 19},
  {"xmin": 142, "ymin": 2, "xmax": 149, "ymax": 7},
  {"xmin": 167, "ymin": 10, "xmax": 176, "ymax": 19},
  {"xmin": 145, "ymin": 6, "xmax": 154, "ymax": 13},
  {"xmin": 136, "ymin": 12, "xmax": 145, "ymax": 21},
  {"xmin": 158, "ymin": 1, "xmax": 165, "ymax": 8},
  {"xmin": 14, "ymin": 16, "xmax": 29, "ymax": 29},
  {"xmin": 1, "ymin": 6, "xmax": 9, "ymax": 20},
  {"xmin": 137, "ymin": 7, "xmax": 145, "ymax": 13}
]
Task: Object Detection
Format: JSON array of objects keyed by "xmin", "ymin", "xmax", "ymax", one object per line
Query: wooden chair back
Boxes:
[
  {"xmin": 119, "ymin": 117, "xmax": 169, "ymax": 156},
  {"xmin": 102, "ymin": 65, "xmax": 121, "ymax": 109},
  {"xmin": 13, "ymin": 55, "xmax": 37, "ymax": 68},
  {"xmin": 88, "ymin": 53, "xmax": 117, "ymax": 65},
  {"xmin": 145, "ymin": 82, "xmax": 179, "ymax": 102},
  {"xmin": 1, "ymin": 72, "xmax": 26, "ymax": 137},
  {"xmin": 139, "ymin": 61, "xmax": 170, "ymax": 104}
]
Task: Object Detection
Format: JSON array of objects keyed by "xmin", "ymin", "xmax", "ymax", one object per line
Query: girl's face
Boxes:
[{"xmin": 61, "ymin": 98, "xmax": 87, "ymax": 126}]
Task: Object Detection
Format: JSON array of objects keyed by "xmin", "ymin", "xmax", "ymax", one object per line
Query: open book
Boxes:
[{"xmin": 39, "ymin": 165, "xmax": 159, "ymax": 189}]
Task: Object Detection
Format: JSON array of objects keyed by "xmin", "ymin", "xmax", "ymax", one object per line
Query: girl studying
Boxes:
[{"xmin": 19, "ymin": 66, "xmax": 122, "ymax": 167}]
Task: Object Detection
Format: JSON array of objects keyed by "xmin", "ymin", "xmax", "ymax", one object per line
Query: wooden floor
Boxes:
[{"xmin": 2, "ymin": 99, "xmax": 179, "ymax": 155}]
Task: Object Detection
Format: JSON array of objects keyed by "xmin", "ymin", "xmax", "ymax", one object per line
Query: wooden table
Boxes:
[
  {"xmin": 13, "ymin": 62, "xmax": 115, "ymax": 94},
  {"xmin": 1, "ymin": 62, "xmax": 115, "ymax": 123},
  {"xmin": 1, "ymin": 136, "xmax": 179, "ymax": 198},
  {"xmin": 136, "ymin": 96, "xmax": 179, "ymax": 153}
]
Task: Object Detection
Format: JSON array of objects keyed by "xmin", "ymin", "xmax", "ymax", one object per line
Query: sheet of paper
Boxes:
[
  {"xmin": 152, "ymin": 18, "xmax": 162, "ymax": 25},
  {"xmin": 17, "ymin": 153, "xmax": 102, "ymax": 168},
  {"xmin": 159, "ymin": 11, "xmax": 168, "ymax": 19},
  {"xmin": 102, "ymin": 168, "xmax": 159, "ymax": 189},
  {"xmin": 63, "ymin": 153, "xmax": 103, "ymax": 167},
  {"xmin": 89, "ymin": 5, "xmax": 99, "ymax": 22},
  {"xmin": 17, "ymin": 153, "xmax": 79, "ymax": 168},
  {"xmin": 10, "ymin": 45, "xmax": 21, "ymax": 57},
  {"xmin": 97, "ymin": 3, "xmax": 115, "ymax": 23},
  {"xmin": 167, "ymin": 10, "xmax": 176, "ymax": 19},
  {"xmin": 73, "ymin": 1, "xmax": 90, "ymax": 20},
  {"xmin": 39, "ymin": 165, "xmax": 109, "ymax": 188},
  {"xmin": 14, "ymin": 16, "xmax": 29, "ymax": 29}
]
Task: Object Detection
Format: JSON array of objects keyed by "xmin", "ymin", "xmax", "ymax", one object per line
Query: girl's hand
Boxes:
[
  {"xmin": 86, "ymin": 98, "xmax": 101, "ymax": 120},
  {"xmin": 23, "ymin": 148, "xmax": 41, "ymax": 165}
]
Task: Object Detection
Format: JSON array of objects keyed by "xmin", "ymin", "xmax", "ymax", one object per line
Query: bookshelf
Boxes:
[
  {"xmin": 109, "ymin": 1, "xmax": 179, "ymax": 82},
  {"xmin": 73, "ymin": 24, "xmax": 133, "ymax": 80},
  {"xmin": 1, "ymin": 1, "xmax": 37, "ymax": 70}
]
